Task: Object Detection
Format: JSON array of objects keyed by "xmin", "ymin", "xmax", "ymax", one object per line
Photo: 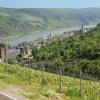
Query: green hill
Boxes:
[
  {"xmin": 0, "ymin": 7, "xmax": 100, "ymax": 36},
  {"xmin": 26, "ymin": 23, "xmax": 100, "ymax": 79}
]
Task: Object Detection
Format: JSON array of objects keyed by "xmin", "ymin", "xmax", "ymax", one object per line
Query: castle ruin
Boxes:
[{"xmin": 0, "ymin": 43, "xmax": 8, "ymax": 63}]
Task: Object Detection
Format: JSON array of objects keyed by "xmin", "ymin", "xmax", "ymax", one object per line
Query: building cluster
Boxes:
[
  {"xmin": 63, "ymin": 24, "xmax": 91, "ymax": 36},
  {"xmin": 0, "ymin": 44, "xmax": 31, "ymax": 63},
  {"xmin": 31, "ymin": 33, "xmax": 52, "ymax": 48},
  {"xmin": 0, "ymin": 33, "xmax": 52, "ymax": 63},
  {"xmin": 0, "ymin": 25, "xmax": 92, "ymax": 63}
]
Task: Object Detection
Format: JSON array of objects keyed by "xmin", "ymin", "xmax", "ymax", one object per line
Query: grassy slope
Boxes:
[
  {"xmin": 0, "ymin": 7, "xmax": 100, "ymax": 36},
  {"xmin": 0, "ymin": 63, "xmax": 100, "ymax": 100}
]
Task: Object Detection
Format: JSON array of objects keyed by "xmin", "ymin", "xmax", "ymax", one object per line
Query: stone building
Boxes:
[{"xmin": 0, "ymin": 43, "xmax": 8, "ymax": 63}]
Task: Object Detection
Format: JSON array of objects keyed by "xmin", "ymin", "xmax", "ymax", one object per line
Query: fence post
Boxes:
[
  {"xmin": 79, "ymin": 65, "xmax": 82, "ymax": 96},
  {"xmin": 58, "ymin": 65, "xmax": 62, "ymax": 93}
]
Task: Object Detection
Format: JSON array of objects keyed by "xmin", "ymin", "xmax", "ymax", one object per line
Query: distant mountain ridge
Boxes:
[{"xmin": 0, "ymin": 7, "xmax": 100, "ymax": 36}]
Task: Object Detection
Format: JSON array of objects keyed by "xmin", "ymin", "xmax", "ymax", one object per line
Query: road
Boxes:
[{"xmin": 0, "ymin": 92, "xmax": 16, "ymax": 100}]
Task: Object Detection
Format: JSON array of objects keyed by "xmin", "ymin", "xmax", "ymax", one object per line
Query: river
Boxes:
[{"xmin": 0, "ymin": 25, "xmax": 96, "ymax": 46}]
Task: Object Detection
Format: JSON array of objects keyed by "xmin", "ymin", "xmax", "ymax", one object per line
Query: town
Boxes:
[{"xmin": 0, "ymin": 24, "xmax": 92, "ymax": 64}]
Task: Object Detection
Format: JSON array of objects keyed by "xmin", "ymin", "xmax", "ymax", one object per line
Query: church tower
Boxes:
[{"xmin": 81, "ymin": 24, "xmax": 84, "ymax": 33}]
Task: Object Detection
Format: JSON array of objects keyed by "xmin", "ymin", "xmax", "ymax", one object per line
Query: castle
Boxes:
[{"xmin": 0, "ymin": 43, "xmax": 8, "ymax": 63}]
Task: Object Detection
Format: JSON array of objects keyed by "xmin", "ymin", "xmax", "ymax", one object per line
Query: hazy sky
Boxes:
[{"xmin": 0, "ymin": 0, "xmax": 100, "ymax": 8}]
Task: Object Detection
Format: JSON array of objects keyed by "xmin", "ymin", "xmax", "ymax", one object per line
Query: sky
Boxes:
[{"xmin": 0, "ymin": 0, "xmax": 100, "ymax": 8}]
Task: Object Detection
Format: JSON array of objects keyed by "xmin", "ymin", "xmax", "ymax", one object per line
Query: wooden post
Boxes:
[
  {"xmin": 59, "ymin": 65, "xmax": 62, "ymax": 93},
  {"xmin": 5, "ymin": 44, "xmax": 8, "ymax": 63},
  {"xmin": 79, "ymin": 65, "xmax": 82, "ymax": 96}
]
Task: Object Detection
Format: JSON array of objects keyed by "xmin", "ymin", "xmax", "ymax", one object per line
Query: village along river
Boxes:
[{"xmin": 0, "ymin": 25, "xmax": 96, "ymax": 46}]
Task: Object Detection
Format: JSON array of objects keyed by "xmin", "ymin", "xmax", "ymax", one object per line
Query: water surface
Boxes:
[{"xmin": 0, "ymin": 25, "xmax": 96, "ymax": 46}]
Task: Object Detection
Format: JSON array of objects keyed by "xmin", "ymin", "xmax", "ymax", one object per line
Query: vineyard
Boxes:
[{"xmin": 0, "ymin": 63, "xmax": 100, "ymax": 100}]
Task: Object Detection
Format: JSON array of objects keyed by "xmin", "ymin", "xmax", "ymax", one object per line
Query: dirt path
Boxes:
[{"xmin": 0, "ymin": 85, "xmax": 29, "ymax": 100}]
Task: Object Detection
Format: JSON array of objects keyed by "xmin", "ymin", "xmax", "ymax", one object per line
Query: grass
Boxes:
[{"xmin": 0, "ymin": 63, "xmax": 100, "ymax": 100}]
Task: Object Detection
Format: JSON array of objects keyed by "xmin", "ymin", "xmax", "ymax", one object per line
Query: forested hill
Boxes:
[
  {"xmin": 30, "ymin": 23, "xmax": 100, "ymax": 78},
  {"xmin": 0, "ymin": 7, "xmax": 100, "ymax": 36}
]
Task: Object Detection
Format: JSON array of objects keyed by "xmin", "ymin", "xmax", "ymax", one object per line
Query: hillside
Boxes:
[
  {"xmin": 21, "ymin": 23, "xmax": 100, "ymax": 80},
  {"xmin": 0, "ymin": 63, "xmax": 100, "ymax": 100},
  {"xmin": 0, "ymin": 7, "xmax": 100, "ymax": 36}
]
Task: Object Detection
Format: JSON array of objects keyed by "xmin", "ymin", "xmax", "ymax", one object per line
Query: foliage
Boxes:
[
  {"xmin": 0, "ymin": 63, "xmax": 100, "ymax": 100},
  {"xmin": 8, "ymin": 58, "xmax": 15, "ymax": 64},
  {"xmin": 31, "ymin": 26, "xmax": 100, "ymax": 78}
]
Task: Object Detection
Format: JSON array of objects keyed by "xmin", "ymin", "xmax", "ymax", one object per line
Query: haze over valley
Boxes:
[{"xmin": 0, "ymin": 7, "xmax": 99, "ymax": 37}]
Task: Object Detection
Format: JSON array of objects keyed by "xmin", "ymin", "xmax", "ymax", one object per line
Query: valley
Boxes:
[
  {"xmin": 0, "ymin": 24, "xmax": 96, "ymax": 45},
  {"xmin": 0, "ymin": 7, "xmax": 100, "ymax": 37},
  {"xmin": 0, "ymin": 5, "xmax": 100, "ymax": 100}
]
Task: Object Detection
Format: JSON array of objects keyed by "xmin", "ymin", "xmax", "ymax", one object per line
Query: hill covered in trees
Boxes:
[
  {"xmin": 29, "ymin": 23, "xmax": 100, "ymax": 79},
  {"xmin": 0, "ymin": 7, "xmax": 100, "ymax": 36}
]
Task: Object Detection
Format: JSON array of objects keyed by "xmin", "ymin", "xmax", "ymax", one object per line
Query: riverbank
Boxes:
[
  {"xmin": 0, "ymin": 25, "xmax": 96, "ymax": 46},
  {"xmin": 0, "ymin": 34, "xmax": 22, "ymax": 40}
]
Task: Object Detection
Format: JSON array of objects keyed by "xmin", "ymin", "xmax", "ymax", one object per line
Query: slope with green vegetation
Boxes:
[
  {"xmin": 0, "ymin": 63, "xmax": 100, "ymax": 100},
  {"xmin": 0, "ymin": 7, "xmax": 100, "ymax": 36},
  {"xmin": 26, "ymin": 23, "xmax": 100, "ymax": 80}
]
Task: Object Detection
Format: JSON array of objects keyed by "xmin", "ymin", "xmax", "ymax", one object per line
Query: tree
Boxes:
[
  {"xmin": 32, "ymin": 47, "xmax": 38, "ymax": 58},
  {"xmin": 17, "ymin": 53, "xmax": 22, "ymax": 62}
]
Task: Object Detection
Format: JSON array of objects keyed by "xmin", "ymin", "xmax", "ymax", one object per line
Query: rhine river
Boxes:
[{"xmin": 0, "ymin": 25, "xmax": 96, "ymax": 46}]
